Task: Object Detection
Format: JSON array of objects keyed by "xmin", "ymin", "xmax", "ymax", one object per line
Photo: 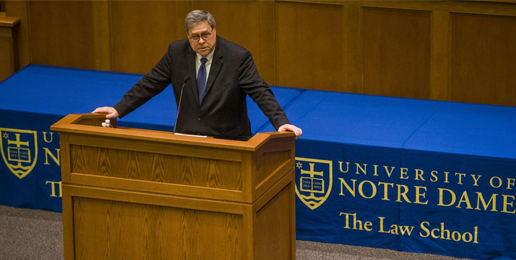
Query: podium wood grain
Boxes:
[{"xmin": 51, "ymin": 114, "xmax": 296, "ymax": 260}]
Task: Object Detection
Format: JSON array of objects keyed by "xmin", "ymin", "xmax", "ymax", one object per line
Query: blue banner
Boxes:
[
  {"xmin": 268, "ymin": 93, "xmax": 516, "ymax": 260},
  {"xmin": 0, "ymin": 111, "xmax": 63, "ymax": 211}
]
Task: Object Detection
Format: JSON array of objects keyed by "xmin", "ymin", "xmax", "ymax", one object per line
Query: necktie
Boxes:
[{"xmin": 197, "ymin": 57, "xmax": 208, "ymax": 103}]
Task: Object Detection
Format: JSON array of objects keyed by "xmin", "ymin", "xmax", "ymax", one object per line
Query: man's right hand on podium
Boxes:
[{"xmin": 92, "ymin": 106, "xmax": 119, "ymax": 119}]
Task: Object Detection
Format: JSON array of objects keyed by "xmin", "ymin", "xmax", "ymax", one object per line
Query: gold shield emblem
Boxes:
[
  {"xmin": 295, "ymin": 157, "xmax": 333, "ymax": 210},
  {"xmin": 0, "ymin": 128, "xmax": 38, "ymax": 179}
]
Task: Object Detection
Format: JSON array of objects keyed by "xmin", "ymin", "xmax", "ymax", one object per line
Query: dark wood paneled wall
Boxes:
[
  {"xmin": 276, "ymin": 2, "xmax": 345, "ymax": 91},
  {"xmin": 451, "ymin": 13, "xmax": 516, "ymax": 107},
  {"xmin": 0, "ymin": 15, "xmax": 19, "ymax": 83},
  {"xmin": 30, "ymin": 1, "xmax": 97, "ymax": 69},
  {"xmin": 362, "ymin": 7, "xmax": 431, "ymax": 99},
  {"xmin": 5, "ymin": 0, "xmax": 516, "ymax": 106}
]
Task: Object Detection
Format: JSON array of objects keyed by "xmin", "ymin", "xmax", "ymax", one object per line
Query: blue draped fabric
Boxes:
[{"xmin": 1, "ymin": 65, "xmax": 515, "ymax": 259}]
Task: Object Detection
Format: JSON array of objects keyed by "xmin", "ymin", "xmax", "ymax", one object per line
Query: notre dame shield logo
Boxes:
[
  {"xmin": 295, "ymin": 157, "xmax": 333, "ymax": 210},
  {"xmin": 0, "ymin": 128, "xmax": 38, "ymax": 179}
]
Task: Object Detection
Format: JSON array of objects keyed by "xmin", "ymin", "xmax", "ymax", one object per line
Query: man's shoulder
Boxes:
[
  {"xmin": 217, "ymin": 36, "xmax": 250, "ymax": 56},
  {"xmin": 167, "ymin": 39, "xmax": 191, "ymax": 53}
]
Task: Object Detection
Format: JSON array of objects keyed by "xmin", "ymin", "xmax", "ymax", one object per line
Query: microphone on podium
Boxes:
[{"xmin": 173, "ymin": 75, "xmax": 190, "ymax": 134}]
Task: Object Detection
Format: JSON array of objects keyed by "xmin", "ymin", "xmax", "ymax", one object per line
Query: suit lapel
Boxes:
[
  {"xmin": 204, "ymin": 39, "xmax": 223, "ymax": 99},
  {"xmin": 186, "ymin": 49, "xmax": 200, "ymax": 105}
]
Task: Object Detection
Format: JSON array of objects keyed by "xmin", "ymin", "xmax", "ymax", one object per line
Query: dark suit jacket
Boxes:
[{"xmin": 113, "ymin": 36, "xmax": 290, "ymax": 140}]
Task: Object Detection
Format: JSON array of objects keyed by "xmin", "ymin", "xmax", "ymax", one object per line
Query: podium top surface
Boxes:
[{"xmin": 51, "ymin": 114, "xmax": 295, "ymax": 152}]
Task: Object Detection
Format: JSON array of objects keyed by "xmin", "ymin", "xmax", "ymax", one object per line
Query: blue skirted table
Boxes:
[{"xmin": 1, "ymin": 65, "xmax": 515, "ymax": 259}]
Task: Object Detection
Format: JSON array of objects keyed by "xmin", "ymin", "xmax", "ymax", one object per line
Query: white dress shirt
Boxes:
[{"xmin": 195, "ymin": 48, "xmax": 215, "ymax": 86}]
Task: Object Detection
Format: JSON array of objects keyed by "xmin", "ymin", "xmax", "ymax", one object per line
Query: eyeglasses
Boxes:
[{"xmin": 188, "ymin": 30, "xmax": 213, "ymax": 42}]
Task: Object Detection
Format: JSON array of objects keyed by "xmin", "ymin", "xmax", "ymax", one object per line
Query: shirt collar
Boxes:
[{"xmin": 196, "ymin": 47, "xmax": 215, "ymax": 63}]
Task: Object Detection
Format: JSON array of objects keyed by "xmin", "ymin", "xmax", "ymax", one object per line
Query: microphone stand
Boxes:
[{"xmin": 173, "ymin": 75, "xmax": 190, "ymax": 134}]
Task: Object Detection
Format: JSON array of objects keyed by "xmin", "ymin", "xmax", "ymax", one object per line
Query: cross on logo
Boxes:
[
  {"xmin": 8, "ymin": 133, "xmax": 29, "ymax": 147},
  {"xmin": 300, "ymin": 163, "xmax": 325, "ymax": 195},
  {"xmin": 301, "ymin": 163, "xmax": 323, "ymax": 178}
]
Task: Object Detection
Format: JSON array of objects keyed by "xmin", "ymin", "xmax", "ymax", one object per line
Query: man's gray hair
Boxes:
[{"xmin": 184, "ymin": 10, "xmax": 216, "ymax": 33}]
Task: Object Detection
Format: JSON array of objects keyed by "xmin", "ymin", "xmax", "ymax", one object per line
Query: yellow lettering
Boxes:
[
  {"xmin": 339, "ymin": 161, "xmax": 350, "ymax": 173},
  {"xmin": 384, "ymin": 166, "xmax": 395, "ymax": 178},
  {"xmin": 451, "ymin": 231, "xmax": 461, "ymax": 242},
  {"xmin": 390, "ymin": 224, "xmax": 399, "ymax": 235},
  {"xmin": 339, "ymin": 212, "xmax": 354, "ymax": 229},
  {"xmin": 440, "ymin": 222, "xmax": 451, "ymax": 240},
  {"xmin": 430, "ymin": 170, "xmax": 438, "ymax": 182},
  {"xmin": 339, "ymin": 212, "xmax": 366, "ymax": 230},
  {"xmin": 45, "ymin": 181, "xmax": 62, "ymax": 198},
  {"xmin": 502, "ymin": 195, "xmax": 516, "ymax": 214},
  {"xmin": 444, "ymin": 171, "xmax": 450, "ymax": 183},
  {"xmin": 396, "ymin": 184, "xmax": 411, "ymax": 203},
  {"xmin": 415, "ymin": 169, "xmax": 425, "ymax": 181},
  {"xmin": 355, "ymin": 163, "xmax": 367, "ymax": 175},
  {"xmin": 438, "ymin": 188, "xmax": 456, "ymax": 206},
  {"xmin": 43, "ymin": 148, "xmax": 60, "ymax": 166},
  {"xmin": 358, "ymin": 180, "xmax": 377, "ymax": 199},
  {"xmin": 42, "ymin": 131, "xmax": 54, "ymax": 143},
  {"xmin": 399, "ymin": 225, "xmax": 414, "ymax": 236},
  {"xmin": 463, "ymin": 232, "xmax": 473, "ymax": 243},
  {"xmin": 414, "ymin": 186, "xmax": 428, "ymax": 205},
  {"xmin": 364, "ymin": 221, "xmax": 373, "ymax": 231},
  {"xmin": 431, "ymin": 227, "xmax": 440, "ymax": 239},
  {"xmin": 471, "ymin": 174, "xmax": 482, "ymax": 186},
  {"xmin": 507, "ymin": 178, "xmax": 515, "ymax": 190},
  {"xmin": 339, "ymin": 178, "xmax": 356, "ymax": 197},
  {"xmin": 373, "ymin": 165, "xmax": 379, "ymax": 176},
  {"xmin": 419, "ymin": 221, "xmax": 430, "ymax": 238},
  {"xmin": 490, "ymin": 176, "xmax": 502, "ymax": 189},
  {"xmin": 455, "ymin": 172, "xmax": 466, "ymax": 185},
  {"xmin": 378, "ymin": 217, "xmax": 388, "ymax": 233},
  {"xmin": 473, "ymin": 226, "xmax": 479, "ymax": 244},
  {"xmin": 457, "ymin": 191, "xmax": 473, "ymax": 209},
  {"xmin": 420, "ymin": 221, "xmax": 478, "ymax": 244},
  {"xmin": 400, "ymin": 168, "xmax": 409, "ymax": 180},
  {"xmin": 475, "ymin": 192, "xmax": 498, "ymax": 212},
  {"xmin": 378, "ymin": 182, "xmax": 394, "ymax": 201}
]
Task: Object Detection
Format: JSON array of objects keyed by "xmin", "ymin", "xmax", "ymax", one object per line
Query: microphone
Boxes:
[{"xmin": 173, "ymin": 75, "xmax": 190, "ymax": 133}]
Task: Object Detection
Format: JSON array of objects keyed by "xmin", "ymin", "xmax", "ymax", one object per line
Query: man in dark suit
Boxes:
[{"xmin": 94, "ymin": 10, "xmax": 302, "ymax": 140}]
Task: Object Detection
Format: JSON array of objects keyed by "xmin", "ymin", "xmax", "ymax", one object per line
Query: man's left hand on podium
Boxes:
[
  {"xmin": 92, "ymin": 106, "xmax": 119, "ymax": 119},
  {"xmin": 278, "ymin": 124, "xmax": 302, "ymax": 139}
]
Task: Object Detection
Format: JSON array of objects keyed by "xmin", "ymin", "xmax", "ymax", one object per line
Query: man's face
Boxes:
[{"xmin": 187, "ymin": 21, "xmax": 216, "ymax": 57}]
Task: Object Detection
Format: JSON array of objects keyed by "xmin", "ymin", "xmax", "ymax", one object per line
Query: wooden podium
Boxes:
[{"xmin": 51, "ymin": 114, "xmax": 296, "ymax": 260}]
